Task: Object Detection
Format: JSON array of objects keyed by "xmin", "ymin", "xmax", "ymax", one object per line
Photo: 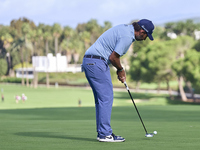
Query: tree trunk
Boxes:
[
  {"xmin": 73, "ymin": 53, "xmax": 80, "ymax": 64},
  {"xmin": 6, "ymin": 52, "xmax": 11, "ymax": 76},
  {"xmin": 33, "ymin": 71, "xmax": 38, "ymax": 88},
  {"xmin": 166, "ymin": 79, "xmax": 172, "ymax": 97},
  {"xmin": 26, "ymin": 68, "xmax": 29, "ymax": 87},
  {"xmin": 186, "ymin": 81, "xmax": 195, "ymax": 100},
  {"xmin": 45, "ymin": 40, "xmax": 49, "ymax": 88},
  {"xmin": 84, "ymin": 42, "xmax": 89, "ymax": 51},
  {"xmin": 45, "ymin": 40, "xmax": 49, "ymax": 55},
  {"xmin": 20, "ymin": 47, "xmax": 25, "ymax": 86},
  {"xmin": 66, "ymin": 52, "xmax": 72, "ymax": 64},
  {"xmin": 178, "ymin": 76, "xmax": 187, "ymax": 101},
  {"xmin": 21, "ymin": 65, "xmax": 25, "ymax": 86},
  {"xmin": 46, "ymin": 72, "xmax": 49, "ymax": 88},
  {"xmin": 25, "ymin": 55, "xmax": 29, "ymax": 87},
  {"xmin": 55, "ymin": 37, "xmax": 58, "ymax": 72}
]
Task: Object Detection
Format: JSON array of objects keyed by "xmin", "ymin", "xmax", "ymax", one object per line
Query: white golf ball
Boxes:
[{"xmin": 153, "ymin": 131, "xmax": 157, "ymax": 134}]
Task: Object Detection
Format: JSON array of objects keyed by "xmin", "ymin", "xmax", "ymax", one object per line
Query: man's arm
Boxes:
[{"xmin": 109, "ymin": 51, "xmax": 126, "ymax": 83}]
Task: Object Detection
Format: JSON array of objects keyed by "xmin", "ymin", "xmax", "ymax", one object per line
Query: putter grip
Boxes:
[{"xmin": 124, "ymin": 82, "xmax": 129, "ymax": 90}]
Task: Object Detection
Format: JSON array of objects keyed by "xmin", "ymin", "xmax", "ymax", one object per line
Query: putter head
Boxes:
[{"xmin": 145, "ymin": 133, "xmax": 154, "ymax": 137}]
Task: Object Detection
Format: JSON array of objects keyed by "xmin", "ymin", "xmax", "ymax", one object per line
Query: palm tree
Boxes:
[
  {"xmin": 21, "ymin": 23, "xmax": 33, "ymax": 87},
  {"xmin": 61, "ymin": 40, "xmax": 72, "ymax": 64},
  {"xmin": 29, "ymin": 29, "xmax": 39, "ymax": 88},
  {"xmin": 11, "ymin": 37, "xmax": 25, "ymax": 86},
  {"xmin": 52, "ymin": 23, "xmax": 62, "ymax": 72},
  {"xmin": 43, "ymin": 25, "xmax": 52, "ymax": 88},
  {"xmin": 72, "ymin": 38, "xmax": 84, "ymax": 64},
  {"xmin": 173, "ymin": 36, "xmax": 195, "ymax": 101},
  {"xmin": 62, "ymin": 26, "xmax": 75, "ymax": 64},
  {"xmin": 80, "ymin": 31, "xmax": 91, "ymax": 51},
  {"xmin": 85, "ymin": 19, "xmax": 102, "ymax": 44},
  {"xmin": 103, "ymin": 21, "xmax": 112, "ymax": 32},
  {"xmin": 0, "ymin": 32, "xmax": 14, "ymax": 76}
]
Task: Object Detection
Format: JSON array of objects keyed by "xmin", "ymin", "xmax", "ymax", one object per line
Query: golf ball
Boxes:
[{"xmin": 153, "ymin": 131, "xmax": 157, "ymax": 134}]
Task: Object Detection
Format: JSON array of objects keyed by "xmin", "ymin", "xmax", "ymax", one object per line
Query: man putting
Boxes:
[{"xmin": 82, "ymin": 19, "xmax": 154, "ymax": 142}]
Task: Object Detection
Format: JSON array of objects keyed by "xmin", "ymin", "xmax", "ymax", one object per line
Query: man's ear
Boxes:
[
  {"xmin": 139, "ymin": 29, "xmax": 146, "ymax": 35},
  {"xmin": 139, "ymin": 29, "xmax": 144, "ymax": 33}
]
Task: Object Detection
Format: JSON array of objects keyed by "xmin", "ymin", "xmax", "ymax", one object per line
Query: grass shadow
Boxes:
[
  {"xmin": 166, "ymin": 96, "xmax": 200, "ymax": 105},
  {"xmin": 15, "ymin": 132, "xmax": 96, "ymax": 142},
  {"xmin": 114, "ymin": 91, "xmax": 163, "ymax": 100},
  {"xmin": 114, "ymin": 90, "xmax": 200, "ymax": 106}
]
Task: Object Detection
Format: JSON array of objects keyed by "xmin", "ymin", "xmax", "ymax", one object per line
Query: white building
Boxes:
[
  {"xmin": 32, "ymin": 53, "xmax": 68, "ymax": 72},
  {"xmin": 15, "ymin": 68, "xmax": 34, "ymax": 79},
  {"xmin": 194, "ymin": 30, "xmax": 200, "ymax": 40},
  {"xmin": 15, "ymin": 53, "xmax": 81, "ymax": 79},
  {"xmin": 167, "ymin": 32, "xmax": 177, "ymax": 39}
]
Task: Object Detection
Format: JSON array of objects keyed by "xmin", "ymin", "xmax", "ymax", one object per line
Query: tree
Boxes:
[
  {"xmin": 164, "ymin": 19, "xmax": 199, "ymax": 39},
  {"xmin": 9, "ymin": 18, "xmax": 35, "ymax": 86},
  {"xmin": 130, "ymin": 40, "xmax": 177, "ymax": 95},
  {"xmin": 193, "ymin": 40, "xmax": 200, "ymax": 52},
  {"xmin": 10, "ymin": 17, "xmax": 36, "ymax": 38},
  {"xmin": 103, "ymin": 21, "xmax": 112, "ymax": 32},
  {"xmin": 43, "ymin": 25, "xmax": 52, "ymax": 88},
  {"xmin": 52, "ymin": 23, "xmax": 62, "ymax": 72},
  {"xmin": 11, "ymin": 24, "xmax": 33, "ymax": 86},
  {"xmin": 61, "ymin": 26, "xmax": 75, "ymax": 63},
  {"xmin": 153, "ymin": 26, "xmax": 166, "ymax": 40},
  {"xmin": 21, "ymin": 23, "xmax": 33, "ymax": 87},
  {"xmin": 0, "ymin": 58, "xmax": 7, "ymax": 77},
  {"xmin": 52, "ymin": 23, "xmax": 62, "ymax": 54},
  {"xmin": 171, "ymin": 36, "xmax": 195, "ymax": 101},
  {"xmin": 29, "ymin": 26, "xmax": 45, "ymax": 88},
  {"xmin": 79, "ymin": 31, "xmax": 91, "ymax": 51},
  {"xmin": 182, "ymin": 49, "xmax": 200, "ymax": 99},
  {"xmin": 11, "ymin": 37, "xmax": 25, "ymax": 85},
  {"xmin": 129, "ymin": 39, "xmax": 150, "ymax": 91},
  {"xmin": 85, "ymin": 19, "xmax": 103, "ymax": 44},
  {"xmin": 72, "ymin": 37, "xmax": 84, "ymax": 64},
  {"xmin": 145, "ymin": 41, "xmax": 177, "ymax": 94},
  {"xmin": 0, "ymin": 32, "xmax": 13, "ymax": 76}
]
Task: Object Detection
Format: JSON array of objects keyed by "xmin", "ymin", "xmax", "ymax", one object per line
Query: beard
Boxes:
[{"xmin": 135, "ymin": 35, "xmax": 144, "ymax": 41}]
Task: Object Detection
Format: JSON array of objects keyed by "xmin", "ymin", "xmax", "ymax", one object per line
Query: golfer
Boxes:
[{"xmin": 82, "ymin": 19, "xmax": 154, "ymax": 142}]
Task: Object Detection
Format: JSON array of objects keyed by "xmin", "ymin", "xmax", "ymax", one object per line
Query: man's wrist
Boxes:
[{"xmin": 117, "ymin": 67, "xmax": 124, "ymax": 72}]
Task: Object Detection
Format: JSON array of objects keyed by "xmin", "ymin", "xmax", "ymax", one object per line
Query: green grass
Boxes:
[
  {"xmin": 35, "ymin": 71, "xmax": 181, "ymax": 91},
  {"xmin": 0, "ymin": 83, "xmax": 173, "ymax": 109},
  {"xmin": 0, "ymin": 84, "xmax": 200, "ymax": 150}
]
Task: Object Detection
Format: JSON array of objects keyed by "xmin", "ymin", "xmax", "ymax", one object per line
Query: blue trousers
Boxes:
[{"xmin": 82, "ymin": 57, "xmax": 113, "ymax": 136}]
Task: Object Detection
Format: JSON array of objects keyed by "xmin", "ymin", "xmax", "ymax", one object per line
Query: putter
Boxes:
[{"xmin": 124, "ymin": 82, "xmax": 154, "ymax": 137}]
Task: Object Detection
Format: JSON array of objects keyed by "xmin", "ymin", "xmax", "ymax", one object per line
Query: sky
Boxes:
[{"xmin": 0, "ymin": 0, "xmax": 200, "ymax": 28}]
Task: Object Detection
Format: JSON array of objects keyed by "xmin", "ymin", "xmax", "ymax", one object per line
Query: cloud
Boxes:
[{"xmin": 0, "ymin": 0, "xmax": 200, "ymax": 27}]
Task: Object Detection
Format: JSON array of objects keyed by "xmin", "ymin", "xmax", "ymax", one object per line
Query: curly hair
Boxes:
[{"xmin": 132, "ymin": 22, "xmax": 142, "ymax": 32}]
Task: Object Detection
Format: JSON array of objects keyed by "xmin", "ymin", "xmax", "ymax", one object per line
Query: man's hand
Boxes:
[{"xmin": 117, "ymin": 69, "xmax": 126, "ymax": 83}]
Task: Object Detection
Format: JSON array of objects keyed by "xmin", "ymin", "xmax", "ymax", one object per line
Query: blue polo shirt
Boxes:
[{"xmin": 85, "ymin": 24, "xmax": 135, "ymax": 64}]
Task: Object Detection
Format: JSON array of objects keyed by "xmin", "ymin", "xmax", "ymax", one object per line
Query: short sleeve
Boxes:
[{"xmin": 114, "ymin": 37, "xmax": 133, "ymax": 56}]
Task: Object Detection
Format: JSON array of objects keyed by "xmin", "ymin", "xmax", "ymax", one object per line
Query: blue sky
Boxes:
[{"xmin": 0, "ymin": 0, "xmax": 200, "ymax": 28}]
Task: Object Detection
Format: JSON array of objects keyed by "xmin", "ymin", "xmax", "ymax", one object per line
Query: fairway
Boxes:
[{"xmin": 0, "ymin": 84, "xmax": 200, "ymax": 150}]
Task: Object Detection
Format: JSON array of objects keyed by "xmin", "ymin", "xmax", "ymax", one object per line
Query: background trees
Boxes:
[
  {"xmin": 129, "ymin": 20, "xmax": 200, "ymax": 100},
  {"xmin": 0, "ymin": 17, "xmax": 200, "ymax": 101}
]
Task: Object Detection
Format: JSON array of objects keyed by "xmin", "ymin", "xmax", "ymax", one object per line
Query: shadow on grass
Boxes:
[
  {"xmin": 114, "ymin": 91, "xmax": 200, "ymax": 105},
  {"xmin": 114, "ymin": 91, "xmax": 162, "ymax": 100},
  {"xmin": 15, "ymin": 132, "xmax": 96, "ymax": 142},
  {"xmin": 166, "ymin": 96, "xmax": 200, "ymax": 105},
  {"xmin": 0, "ymin": 107, "xmax": 96, "ymax": 120}
]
